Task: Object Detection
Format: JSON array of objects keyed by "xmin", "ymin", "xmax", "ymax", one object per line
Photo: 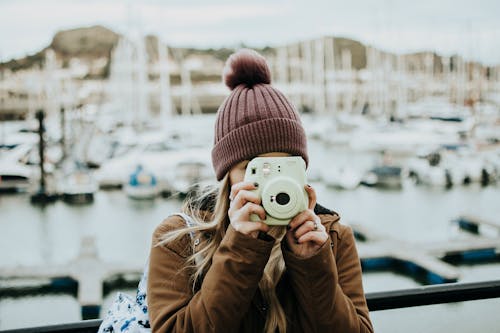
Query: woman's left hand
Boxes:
[{"xmin": 285, "ymin": 184, "xmax": 329, "ymax": 258}]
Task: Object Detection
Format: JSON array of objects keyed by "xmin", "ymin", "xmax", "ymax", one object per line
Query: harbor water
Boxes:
[
  {"xmin": 1, "ymin": 173, "xmax": 499, "ymax": 331},
  {"xmin": 0, "ymin": 112, "xmax": 499, "ymax": 331}
]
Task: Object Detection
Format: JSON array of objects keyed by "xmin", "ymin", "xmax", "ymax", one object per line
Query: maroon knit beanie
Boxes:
[{"xmin": 211, "ymin": 49, "xmax": 308, "ymax": 181}]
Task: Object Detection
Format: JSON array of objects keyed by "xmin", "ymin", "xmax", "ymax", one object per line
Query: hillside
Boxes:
[
  {"xmin": 1, "ymin": 25, "xmax": 487, "ymax": 80},
  {"xmin": 0, "ymin": 25, "xmax": 119, "ymax": 73},
  {"xmin": 50, "ymin": 25, "xmax": 119, "ymax": 59},
  {"xmin": 0, "ymin": 25, "xmax": 375, "ymax": 76}
]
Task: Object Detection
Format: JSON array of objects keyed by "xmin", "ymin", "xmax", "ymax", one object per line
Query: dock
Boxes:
[
  {"xmin": 351, "ymin": 215, "xmax": 500, "ymax": 284},
  {"xmin": 0, "ymin": 236, "xmax": 143, "ymax": 319},
  {"xmin": 1, "ymin": 215, "xmax": 499, "ymax": 320},
  {"xmin": 452, "ymin": 215, "xmax": 500, "ymax": 237}
]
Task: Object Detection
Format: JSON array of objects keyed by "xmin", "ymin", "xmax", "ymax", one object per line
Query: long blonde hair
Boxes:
[{"xmin": 157, "ymin": 174, "xmax": 287, "ymax": 333}]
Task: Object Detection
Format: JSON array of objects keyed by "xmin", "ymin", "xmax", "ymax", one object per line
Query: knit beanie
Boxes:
[{"xmin": 211, "ymin": 49, "xmax": 308, "ymax": 181}]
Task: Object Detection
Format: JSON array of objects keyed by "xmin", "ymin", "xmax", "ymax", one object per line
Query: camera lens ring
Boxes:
[
  {"xmin": 275, "ymin": 192, "xmax": 290, "ymax": 205},
  {"xmin": 261, "ymin": 177, "xmax": 302, "ymax": 219}
]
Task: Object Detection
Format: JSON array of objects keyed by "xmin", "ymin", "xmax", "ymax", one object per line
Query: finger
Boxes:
[
  {"xmin": 230, "ymin": 181, "xmax": 258, "ymax": 201},
  {"xmin": 228, "ymin": 200, "xmax": 265, "ymax": 221},
  {"xmin": 236, "ymin": 221, "xmax": 270, "ymax": 235},
  {"xmin": 285, "ymin": 229, "xmax": 296, "ymax": 246},
  {"xmin": 231, "ymin": 189, "xmax": 261, "ymax": 210},
  {"xmin": 297, "ymin": 231, "xmax": 328, "ymax": 246},
  {"xmin": 288, "ymin": 209, "xmax": 317, "ymax": 231},
  {"xmin": 305, "ymin": 184, "xmax": 317, "ymax": 210},
  {"xmin": 294, "ymin": 220, "xmax": 317, "ymax": 239},
  {"xmin": 241, "ymin": 202, "xmax": 266, "ymax": 221}
]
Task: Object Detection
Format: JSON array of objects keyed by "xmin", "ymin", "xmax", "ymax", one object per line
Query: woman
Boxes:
[{"xmin": 147, "ymin": 49, "xmax": 373, "ymax": 333}]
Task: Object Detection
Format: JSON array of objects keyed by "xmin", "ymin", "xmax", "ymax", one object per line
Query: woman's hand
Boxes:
[
  {"xmin": 228, "ymin": 181, "xmax": 270, "ymax": 238},
  {"xmin": 285, "ymin": 185, "xmax": 328, "ymax": 257}
]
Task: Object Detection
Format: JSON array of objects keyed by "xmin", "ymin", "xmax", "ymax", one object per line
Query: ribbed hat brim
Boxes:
[{"xmin": 211, "ymin": 118, "xmax": 308, "ymax": 180}]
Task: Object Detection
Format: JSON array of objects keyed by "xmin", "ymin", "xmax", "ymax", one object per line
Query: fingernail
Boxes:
[{"xmin": 254, "ymin": 182, "xmax": 259, "ymax": 188}]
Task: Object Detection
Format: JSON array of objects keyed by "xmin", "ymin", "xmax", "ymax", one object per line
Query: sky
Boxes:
[{"xmin": 0, "ymin": 0, "xmax": 499, "ymax": 65}]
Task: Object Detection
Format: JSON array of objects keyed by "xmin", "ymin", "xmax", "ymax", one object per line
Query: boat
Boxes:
[
  {"xmin": 0, "ymin": 143, "xmax": 40, "ymax": 192},
  {"xmin": 483, "ymin": 152, "xmax": 500, "ymax": 183},
  {"xmin": 405, "ymin": 145, "xmax": 497, "ymax": 188},
  {"xmin": 60, "ymin": 170, "xmax": 98, "ymax": 204},
  {"xmin": 321, "ymin": 166, "xmax": 362, "ymax": 190},
  {"xmin": 406, "ymin": 151, "xmax": 453, "ymax": 187},
  {"xmin": 362, "ymin": 165, "xmax": 403, "ymax": 188},
  {"xmin": 0, "ymin": 162, "xmax": 33, "ymax": 192},
  {"xmin": 96, "ymin": 139, "xmax": 211, "ymax": 195},
  {"xmin": 450, "ymin": 150, "xmax": 491, "ymax": 185},
  {"xmin": 124, "ymin": 165, "xmax": 160, "ymax": 199},
  {"xmin": 168, "ymin": 158, "xmax": 214, "ymax": 196},
  {"xmin": 94, "ymin": 133, "xmax": 178, "ymax": 189}
]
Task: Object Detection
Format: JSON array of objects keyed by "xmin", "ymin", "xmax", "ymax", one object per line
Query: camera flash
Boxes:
[{"xmin": 263, "ymin": 163, "xmax": 271, "ymax": 176}]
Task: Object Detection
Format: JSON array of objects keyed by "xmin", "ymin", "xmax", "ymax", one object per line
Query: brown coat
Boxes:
[{"xmin": 147, "ymin": 212, "xmax": 373, "ymax": 333}]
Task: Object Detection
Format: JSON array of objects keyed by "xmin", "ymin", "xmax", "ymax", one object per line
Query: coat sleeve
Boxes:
[
  {"xmin": 282, "ymin": 223, "xmax": 373, "ymax": 333},
  {"xmin": 147, "ymin": 217, "xmax": 274, "ymax": 333}
]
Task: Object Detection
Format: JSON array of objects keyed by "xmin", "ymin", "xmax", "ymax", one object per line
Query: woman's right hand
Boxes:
[{"xmin": 228, "ymin": 181, "xmax": 269, "ymax": 238}]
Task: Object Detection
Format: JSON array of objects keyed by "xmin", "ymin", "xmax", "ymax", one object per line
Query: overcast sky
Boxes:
[{"xmin": 1, "ymin": 0, "xmax": 499, "ymax": 65}]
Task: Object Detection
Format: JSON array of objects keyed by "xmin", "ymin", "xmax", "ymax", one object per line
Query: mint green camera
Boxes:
[{"xmin": 244, "ymin": 156, "xmax": 309, "ymax": 226}]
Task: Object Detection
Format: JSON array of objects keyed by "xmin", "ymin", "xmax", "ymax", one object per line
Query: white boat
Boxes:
[
  {"xmin": 168, "ymin": 158, "xmax": 214, "ymax": 196},
  {"xmin": 453, "ymin": 151, "xmax": 489, "ymax": 185},
  {"xmin": 96, "ymin": 139, "xmax": 211, "ymax": 194},
  {"xmin": 124, "ymin": 165, "xmax": 160, "ymax": 199},
  {"xmin": 4, "ymin": 142, "xmax": 60, "ymax": 174},
  {"xmin": 94, "ymin": 132, "xmax": 179, "ymax": 188},
  {"xmin": 483, "ymin": 152, "xmax": 500, "ymax": 183},
  {"xmin": 0, "ymin": 143, "xmax": 41, "ymax": 192},
  {"xmin": 423, "ymin": 165, "xmax": 451, "ymax": 187},
  {"xmin": 406, "ymin": 155, "xmax": 452, "ymax": 187},
  {"xmin": 321, "ymin": 166, "xmax": 362, "ymax": 190},
  {"xmin": 0, "ymin": 162, "xmax": 33, "ymax": 192},
  {"xmin": 60, "ymin": 170, "xmax": 98, "ymax": 204},
  {"xmin": 362, "ymin": 165, "xmax": 403, "ymax": 188},
  {"xmin": 405, "ymin": 96, "xmax": 472, "ymax": 120},
  {"xmin": 405, "ymin": 146, "xmax": 496, "ymax": 187},
  {"xmin": 350, "ymin": 125, "xmax": 458, "ymax": 157}
]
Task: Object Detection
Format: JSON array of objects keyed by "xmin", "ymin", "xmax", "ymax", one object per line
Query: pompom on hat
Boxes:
[{"xmin": 211, "ymin": 49, "xmax": 308, "ymax": 181}]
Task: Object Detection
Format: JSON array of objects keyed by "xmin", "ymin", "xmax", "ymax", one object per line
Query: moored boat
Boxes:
[
  {"xmin": 0, "ymin": 162, "xmax": 33, "ymax": 192},
  {"xmin": 124, "ymin": 165, "xmax": 160, "ymax": 200},
  {"xmin": 61, "ymin": 170, "xmax": 98, "ymax": 204}
]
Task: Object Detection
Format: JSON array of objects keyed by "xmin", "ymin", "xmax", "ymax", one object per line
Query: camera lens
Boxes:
[{"xmin": 275, "ymin": 192, "xmax": 290, "ymax": 205}]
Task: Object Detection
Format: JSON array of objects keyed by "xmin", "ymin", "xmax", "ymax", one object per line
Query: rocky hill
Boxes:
[
  {"xmin": 0, "ymin": 25, "xmax": 377, "ymax": 76},
  {"xmin": 50, "ymin": 25, "xmax": 119, "ymax": 59},
  {"xmin": 1, "ymin": 25, "xmax": 119, "ymax": 73},
  {"xmin": 0, "ymin": 25, "xmax": 489, "ymax": 79}
]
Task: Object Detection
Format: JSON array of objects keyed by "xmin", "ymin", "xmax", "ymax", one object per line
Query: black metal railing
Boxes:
[
  {"xmin": 2, "ymin": 279, "xmax": 500, "ymax": 333},
  {"xmin": 366, "ymin": 279, "xmax": 500, "ymax": 311}
]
